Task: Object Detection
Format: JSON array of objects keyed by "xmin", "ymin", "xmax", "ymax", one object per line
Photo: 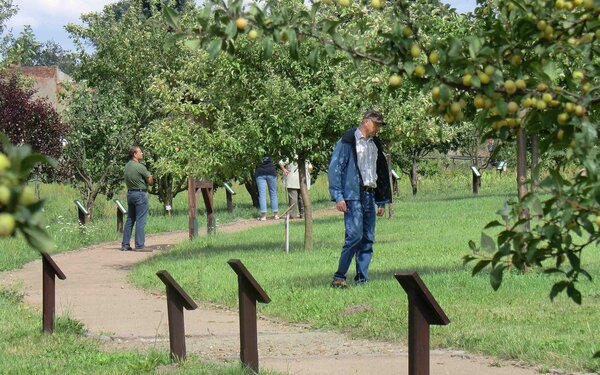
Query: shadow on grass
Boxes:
[
  {"xmin": 401, "ymin": 192, "xmax": 513, "ymax": 203},
  {"xmin": 281, "ymin": 265, "xmax": 468, "ymax": 289}
]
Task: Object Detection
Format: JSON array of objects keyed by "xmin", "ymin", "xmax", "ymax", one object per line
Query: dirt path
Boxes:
[{"xmin": 0, "ymin": 212, "xmax": 545, "ymax": 375}]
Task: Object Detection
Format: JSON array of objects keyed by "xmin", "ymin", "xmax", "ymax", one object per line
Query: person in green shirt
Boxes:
[{"xmin": 121, "ymin": 146, "xmax": 153, "ymax": 251}]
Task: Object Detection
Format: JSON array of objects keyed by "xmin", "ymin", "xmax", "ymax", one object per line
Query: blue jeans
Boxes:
[
  {"xmin": 121, "ymin": 191, "xmax": 149, "ymax": 249},
  {"xmin": 334, "ymin": 191, "xmax": 376, "ymax": 283},
  {"xmin": 256, "ymin": 175, "xmax": 278, "ymax": 213}
]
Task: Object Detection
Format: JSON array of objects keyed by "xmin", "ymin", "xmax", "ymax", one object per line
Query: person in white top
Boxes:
[{"xmin": 279, "ymin": 158, "xmax": 312, "ymax": 219}]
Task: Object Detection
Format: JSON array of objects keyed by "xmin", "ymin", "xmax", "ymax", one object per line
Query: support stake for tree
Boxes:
[
  {"xmin": 188, "ymin": 178, "xmax": 215, "ymax": 238},
  {"xmin": 282, "ymin": 204, "xmax": 296, "ymax": 254},
  {"xmin": 395, "ymin": 272, "xmax": 450, "ymax": 375},
  {"xmin": 114, "ymin": 199, "xmax": 126, "ymax": 233},
  {"xmin": 227, "ymin": 259, "xmax": 271, "ymax": 374},
  {"xmin": 156, "ymin": 270, "xmax": 198, "ymax": 362},
  {"xmin": 41, "ymin": 252, "xmax": 66, "ymax": 334}
]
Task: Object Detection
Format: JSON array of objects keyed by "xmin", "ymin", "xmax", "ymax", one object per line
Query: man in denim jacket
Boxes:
[{"xmin": 328, "ymin": 110, "xmax": 392, "ymax": 287}]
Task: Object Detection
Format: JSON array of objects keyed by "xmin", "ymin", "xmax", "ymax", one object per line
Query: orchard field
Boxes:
[{"xmin": 0, "ymin": 0, "xmax": 599, "ymax": 373}]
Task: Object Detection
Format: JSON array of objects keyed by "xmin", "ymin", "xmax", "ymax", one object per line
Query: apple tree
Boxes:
[
  {"xmin": 66, "ymin": 0, "xmax": 191, "ymax": 213},
  {"xmin": 160, "ymin": 0, "xmax": 600, "ymax": 303},
  {"xmin": 61, "ymin": 84, "xmax": 135, "ymax": 219}
]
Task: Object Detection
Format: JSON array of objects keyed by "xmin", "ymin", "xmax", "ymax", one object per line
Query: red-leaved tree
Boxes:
[{"xmin": 0, "ymin": 72, "xmax": 67, "ymax": 169}]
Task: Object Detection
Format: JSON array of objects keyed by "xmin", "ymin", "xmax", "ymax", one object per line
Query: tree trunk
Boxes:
[
  {"xmin": 298, "ymin": 156, "xmax": 313, "ymax": 251},
  {"xmin": 84, "ymin": 189, "xmax": 99, "ymax": 223},
  {"xmin": 530, "ymin": 133, "xmax": 539, "ymax": 192},
  {"xmin": 386, "ymin": 152, "xmax": 394, "ymax": 219},
  {"xmin": 516, "ymin": 127, "xmax": 530, "ymax": 229},
  {"xmin": 156, "ymin": 174, "xmax": 174, "ymax": 215},
  {"xmin": 410, "ymin": 160, "xmax": 418, "ymax": 196},
  {"xmin": 244, "ymin": 179, "xmax": 259, "ymax": 209}
]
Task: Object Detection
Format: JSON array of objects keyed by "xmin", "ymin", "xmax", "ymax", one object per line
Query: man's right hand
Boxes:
[{"xmin": 336, "ymin": 200, "xmax": 347, "ymax": 213}]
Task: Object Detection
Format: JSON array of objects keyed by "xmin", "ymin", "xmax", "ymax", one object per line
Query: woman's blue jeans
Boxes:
[
  {"xmin": 121, "ymin": 191, "xmax": 149, "ymax": 249},
  {"xmin": 334, "ymin": 191, "xmax": 376, "ymax": 284},
  {"xmin": 256, "ymin": 175, "xmax": 279, "ymax": 213}
]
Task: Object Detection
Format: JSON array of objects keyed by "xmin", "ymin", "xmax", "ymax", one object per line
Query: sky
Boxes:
[{"xmin": 7, "ymin": 0, "xmax": 477, "ymax": 51}]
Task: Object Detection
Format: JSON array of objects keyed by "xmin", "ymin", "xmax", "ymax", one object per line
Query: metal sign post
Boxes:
[{"xmin": 227, "ymin": 259, "xmax": 271, "ymax": 374}]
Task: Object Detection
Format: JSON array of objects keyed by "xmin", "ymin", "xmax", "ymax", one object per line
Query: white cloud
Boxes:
[
  {"xmin": 6, "ymin": 14, "xmax": 38, "ymax": 29},
  {"xmin": 14, "ymin": 0, "xmax": 117, "ymax": 23}
]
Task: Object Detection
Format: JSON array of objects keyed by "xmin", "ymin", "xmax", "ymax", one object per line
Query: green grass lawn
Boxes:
[
  {"xmin": 5, "ymin": 168, "xmax": 594, "ymax": 373},
  {"xmin": 0, "ymin": 178, "xmax": 335, "ymax": 271},
  {"xmin": 0, "ymin": 180, "xmax": 296, "ymax": 374},
  {"xmin": 0, "ymin": 285, "xmax": 280, "ymax": 374},
  {"xmin": 129, "ymin": 172, "xmax": 600, "ymax": 373}
]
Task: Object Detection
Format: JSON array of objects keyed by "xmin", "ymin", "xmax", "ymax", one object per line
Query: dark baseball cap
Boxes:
[{"xmin": 363, "ymin": 110, "xmax": 386, "ymax": 126}]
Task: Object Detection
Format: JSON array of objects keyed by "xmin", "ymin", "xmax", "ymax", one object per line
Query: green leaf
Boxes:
[
  {"xmin": 286, "ymin": 29, "xmax": 298, "ymax": 59},
  {"xmin": 225, "ymin": 21, "xmax": 237, "ymax": 40},
  {"xmin": 439, "ymin": 85, "xmax": 450, "ymax": 103},
  {"xmin": 308, "ymin": 48, "xmax": 319, "ymax": 67},
  {"xmin": 162, "ymin": 6, "xmax": 181, "ymax": 31},
  {"xmin": 549, "ymin": 280, "xmax": 569, "ymax": 301},
  {"xmin": 525, "ymin": 198, "xmax": 542, "ymax": 219},
  {"xmin": 566, "ymin": 252, "xmax": 581, "ymax": 271},
  {"xmin": 468, "ymin": 239, "xmax": 478, "ymax": 251},
  {"xmin": 21, "ymin": 154, "xmax": 55, "ymax": 174},
  {"xmin": 403, "ymin": 61, "xmax": 415, "ymax": 76},
  {"xmin": 447, "ymin": 38, "xmax": 462, "ymax": 59},
  {"xmin": 472, "ymin": 259, "xmax": 491, "ymax": 276},
  {"xmin": 566, "ymin": 283, "xmax": 582, "ymax": 305},
  {"xmin": 262, "ymin": 37, "xmax": 273, "ymax": 59},
  {"xmin": 467, "ymin": 36, "xmax": 482, "ymax": 59},
  {"xmin": 484, "ymin": 220, "xmax": 503, "ymax": 229},
  {"xmin": 495, "ymin": 100, "xmax": 508, "ymax": 117},
  {"xmin": 542, "ymin": 60, "xmax": 559, "ymax": 81},
  {"xmin": 207, "ymin": 39, "xmax": 222, "ymax": 58},
  {"xmin": 20, "ymin": 225, "xmax": 54, "ymax": 253},
  {"xmin": 480, "ymin": 232, "xmax": 496, "ymax": 252},
  {"xmin": 490, "ymin": 265, "xmax": 504, "ymax": 291},
  {"xmin": 183, "ymin": 38, "xmax": 201, "ymax": 50}
]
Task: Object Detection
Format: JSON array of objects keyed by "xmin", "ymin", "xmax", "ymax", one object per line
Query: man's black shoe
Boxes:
[
  {"xmin": 120, "ymin": 246, "xmax": 133, "ymax": 251},
  {"xmin": 331, "ymin": 278, "xmax": 347, "ymax": 288}
]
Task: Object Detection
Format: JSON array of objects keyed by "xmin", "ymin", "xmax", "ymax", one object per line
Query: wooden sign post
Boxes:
[
  {"xmin": 41, "ymin": 252, "xmax": 66, "ymax": 334},
  {"xmin": 188, "ymin": 178, "xmax": 215, "ymax": 239},
  {"xmin": 156, "ymin": 270, "xmax": 198, "ymax": 362},
  {"xmin": 395, "ymin": 272, "xmax": 450, "ymax": 375},
  {"xmin": 227, "ymin": 259, "xmax": 271, "ymax": 374}
]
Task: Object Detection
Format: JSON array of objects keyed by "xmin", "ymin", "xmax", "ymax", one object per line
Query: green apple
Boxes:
[{"xmin": 0, "ymin": 213, "xmax": 15, "ymax": 237}]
